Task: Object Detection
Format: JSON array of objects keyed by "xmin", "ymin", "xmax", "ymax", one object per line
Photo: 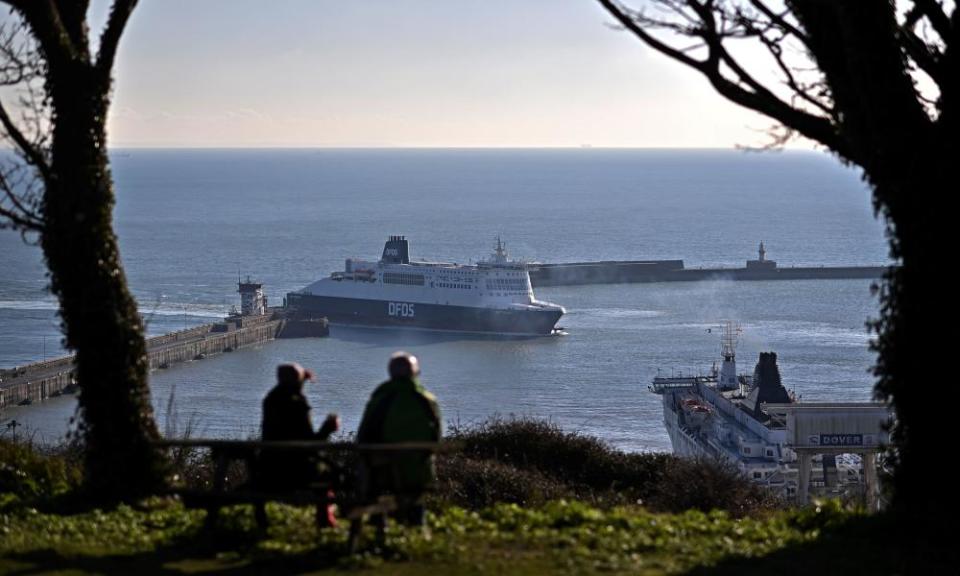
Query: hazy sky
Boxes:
[{"xmin": 81, "ymin": 1, "xmax": 783, "ymax": 148}]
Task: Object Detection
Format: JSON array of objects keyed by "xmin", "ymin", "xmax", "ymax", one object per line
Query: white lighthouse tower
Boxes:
[
  {"xmin": 746, "ymin": 241, "xmax": 777, "ymax": 270},
  {"xmin": 238, "ymin": 276, "xmax": 267, "ymax": 316}
]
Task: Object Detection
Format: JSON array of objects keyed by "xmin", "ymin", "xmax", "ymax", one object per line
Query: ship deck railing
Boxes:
[{"xmin": 650, "ymin": 377, "xmax": 713, "ymax": 394}]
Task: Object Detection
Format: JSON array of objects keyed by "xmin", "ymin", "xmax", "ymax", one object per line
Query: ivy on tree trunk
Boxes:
[{"xmin": 1, "ymin": 0, "xmax": 168, "ymax": 500}]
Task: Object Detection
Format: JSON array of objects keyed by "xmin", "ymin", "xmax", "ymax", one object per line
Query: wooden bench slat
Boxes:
[
  {"xmin": 172, "ymin": 489, "xmax": 335, "ymax": 506},
  {"xmin": 155, "ymin": 439, "xmax": 447, "ymax": 452}
]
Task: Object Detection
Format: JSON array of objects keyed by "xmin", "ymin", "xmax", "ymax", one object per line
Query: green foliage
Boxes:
[
  {"xmin": 0, "ymin": 439, "xmax": 81, "ymax": 509},
  {"xmin": 435, "ymin": 453, "xmax": 573, "ymax": 508},
  {"xmin": 648, "ymin": 457, "xmax": 782, "ymax": 516},
  {"xmin": 0, "ymin": 498, "xmax": 860, "ymax": 575},
  {"xmin": 436, "ymin": 417, "xmax": 778, "ymax": 516},
  {"xmin": 0, "ymin": 501, "xmax": 202, "ymax": 556}
]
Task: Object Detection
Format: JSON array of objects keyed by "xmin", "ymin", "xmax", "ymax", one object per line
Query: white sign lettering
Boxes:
[
  {"xmin": 385, "ymin": 248, "xmax": 399, "ymax": 256},
  {"xmin": 388, "ymin": 302, "xmax": 416, "ymax": 318}
]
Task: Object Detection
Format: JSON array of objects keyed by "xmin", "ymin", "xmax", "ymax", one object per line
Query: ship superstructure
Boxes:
[
  {"xmin": 286, "ymin": 236, "xmax": 565, "ymax": 335},
  {"xmin": 651, "ymin": 323, "xmax": 889, "ymax": 505}
]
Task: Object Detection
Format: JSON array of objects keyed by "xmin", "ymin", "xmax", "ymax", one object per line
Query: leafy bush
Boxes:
[
  {"xmin": 433, "ymin": 453, "xmax": 573, "ymax": 508},
  {"xmin": 646, "ymin": 456, "xmax": 782, "ymax": 516},
  {"xmin": 436, "ymin": 417, "xmax": 779, "ymax": 516},
  {"xmin": 0, "ymin": 439, "xmax": 81, "ymax": 508}
]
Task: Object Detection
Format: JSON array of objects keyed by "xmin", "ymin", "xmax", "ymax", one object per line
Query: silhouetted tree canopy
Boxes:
[
  {"xmin": 598, "ymin": 0, "xmax": 955, "ymax": 536},
  {"xmin": 0, "ymin": 0, "xmax": 167, "ymax": 500}
]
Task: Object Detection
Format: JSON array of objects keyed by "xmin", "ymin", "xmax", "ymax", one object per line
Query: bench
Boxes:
[{"xmin": 156, "ymin": 439, "xmax": 444, "ymax": 551}]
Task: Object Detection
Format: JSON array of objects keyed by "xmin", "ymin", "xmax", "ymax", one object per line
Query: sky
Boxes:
[{"xmin": 76, "ymin": 0, "xmax": 784, "ymax": 148}]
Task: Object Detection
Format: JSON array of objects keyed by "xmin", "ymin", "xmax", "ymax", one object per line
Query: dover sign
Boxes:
[{"xmin": 807, "ymin": 434, "xmax": 879, "ymax": 447}]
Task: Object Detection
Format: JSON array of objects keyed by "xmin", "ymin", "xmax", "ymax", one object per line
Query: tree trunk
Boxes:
[
  {"xmin": 788, "ymin": 1, "xmax": 955, "ymax": 533},
  {"xmin": 871, "ymin": 163, "xmax": 951, "ymax": 530},
  {"xmin": 41, "ymin": 61, "xmax": 167, "ymax": 500}
]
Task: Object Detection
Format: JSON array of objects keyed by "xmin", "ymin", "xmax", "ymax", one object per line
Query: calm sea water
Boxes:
[{"xmin": 0, "ymin": 149, "xmax": 889, "ymax": 451}]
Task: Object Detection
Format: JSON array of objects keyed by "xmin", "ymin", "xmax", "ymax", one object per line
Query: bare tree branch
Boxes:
[
  {"xmin": 747, "ymin": 0, "xmax": 809, "ymax": 46},
  {"xmin": 0, "ymin": 206, "xmax": 41, "ymax": 230},
  {"xmin": 596, "ymin": 0, "xmax": 849, "ymax": 154},
  {"xmin": 0, "ymin": 96, "xmax": 50, "ymax": 182},
  {"xmin": 722, "ymin": 4, "xmax": 834, "ymax": 116},
  {"xmin": 900, "ymin": 4, "xmax": 947, "ymax": 90},
  {"xmin": 4, "ymin": 0, "xmax": 82, "ymax": 66},
  {"xmin": 597, "ymin": 0, "xmax": 711, "ymax": 72},
  {"xmin": 97, "ymin": 0, "xmax": 139, "ymax": 77},
  {"xmin": 0, "ymin": 165, "xmax": 43, "ymax": 231},
  {"xmin": 0, "ymin": 21, "xmax": 42, "ymax": 86},
  {"xmin": 52, "ymin": 0, "xmax": 92, "ymax": 55},
  {"xmin": 912, "ymin": 0, "xmax": 952, "ymax": 42},
  {"xmin": 0, "ymin": 9, "xmax": 49, "ymax": 232}
]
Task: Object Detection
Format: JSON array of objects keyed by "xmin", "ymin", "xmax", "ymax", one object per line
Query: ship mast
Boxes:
[
  {"xmin": 493, "ymin": 235, "xmax": 508, "ymax": 263},
  {"xmin": 718, "ymin": 321, "xmax": 742, "ymax": 391}
]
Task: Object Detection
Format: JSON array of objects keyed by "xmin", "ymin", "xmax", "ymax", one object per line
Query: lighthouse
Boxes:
[
  {"xmin": 238, "ymin": 276, "xmax": 267, "ymax": 316},
  {"xmin": 746, "ymin": 241, "xmax": 777, "ymax": 270}
]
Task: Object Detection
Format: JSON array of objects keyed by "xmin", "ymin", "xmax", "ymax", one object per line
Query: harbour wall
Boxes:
[
  {"xmin": 0, "ymin": 311, "xmax": 329, "ymax": 409},
  {"xmin": 528, "ymin": 261, "xmax": 888, "ymax": 287},
  {"xmin": 147, "ymin": 316, "xmax": 285, "ymax": 370}
]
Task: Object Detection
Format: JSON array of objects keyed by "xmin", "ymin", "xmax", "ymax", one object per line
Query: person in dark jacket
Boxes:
[
  {"xmin": 258, "ymin": 362, "xmax": 339, "ymax": 526},
  {"xmin": 357, "ymin": 352, "xmax": 441, "ymax": 526}
]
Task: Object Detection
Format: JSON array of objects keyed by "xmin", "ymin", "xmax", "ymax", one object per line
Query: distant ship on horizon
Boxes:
[{"xmin": 285, "ymin": 236, "xmax": 565, "ymax": 335}]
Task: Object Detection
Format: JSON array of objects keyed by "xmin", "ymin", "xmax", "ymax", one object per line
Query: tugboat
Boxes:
[
  {"xmin": 651, "ymin": 323, "xmax": 888, "ymax": 503},
  {"xmin": 286, "ymin": 236, "xmax": 565, "ymax": 335}
]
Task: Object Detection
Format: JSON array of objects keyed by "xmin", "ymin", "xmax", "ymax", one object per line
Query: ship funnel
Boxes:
[
  {"xmin": 382, "ymin": 235, "xmax": 410, "ymax": 264},
  {"xmin": 746, "ymin": 352, "xmax": 792, "ymax": 419}
]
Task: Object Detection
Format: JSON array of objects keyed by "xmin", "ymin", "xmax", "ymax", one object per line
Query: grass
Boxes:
[
  {"xmin": 1, "ymin": 420, "xmax": 951, "ymax": 575},
  {"xmin": 0, "ymin": 498, "xmax": 906, "ymax": 576}
]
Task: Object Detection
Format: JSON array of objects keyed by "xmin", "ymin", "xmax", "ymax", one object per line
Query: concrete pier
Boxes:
[
  {"xmin": 1, "ymin": 309, "xmax": 329, "ymax": 409},
  {"xmin": 147, "ymin": 313, "xmax": 286, "ymax": 371}
]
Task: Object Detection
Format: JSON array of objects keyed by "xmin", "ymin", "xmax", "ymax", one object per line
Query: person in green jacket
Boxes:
[{"xmin": 357, "ymin": 352, "xmax": 441, "ymax": 526}]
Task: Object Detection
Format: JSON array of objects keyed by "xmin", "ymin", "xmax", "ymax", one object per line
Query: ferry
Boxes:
[
  {"xmin": 651, "ymin": 323, "xmax": 890, "ymax": 505},
  {"xmin": 286, "ymin": 236, "xmax": 565, "ymax": 335}
]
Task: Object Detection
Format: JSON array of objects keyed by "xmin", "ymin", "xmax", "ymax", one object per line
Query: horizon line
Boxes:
[{"xmin": 101, "ymin": 145, "xmax": 811, "ymax": 152}]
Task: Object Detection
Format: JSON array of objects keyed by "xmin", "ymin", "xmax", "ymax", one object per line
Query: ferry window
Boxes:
[
  {"xmin": 384, "ymin": 273, "xmax": 425, "ymax": 286},
  {"xmin": 743, "ymin": 447, "xmax": 751, "ymax": 454},
  {"xmin": 766, "ymin": 449, "xmax": 774, "ymax": 456}
]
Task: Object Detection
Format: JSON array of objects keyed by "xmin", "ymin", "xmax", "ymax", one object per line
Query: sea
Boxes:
[{"xmin": 0, "ymin": 149, "xmax": 889, "ymax": 452}]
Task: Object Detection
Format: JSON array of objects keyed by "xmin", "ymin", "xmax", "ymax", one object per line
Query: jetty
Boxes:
[
  {"xmin": 529, "ymin": 242, "xmax": 887, "ymax": 287},
  {"xmin": 0, "ymin": 279, "xmax": 328, "ymax": 409}
]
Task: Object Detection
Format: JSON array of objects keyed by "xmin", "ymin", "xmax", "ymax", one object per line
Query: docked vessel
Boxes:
[
  {"xmin": 286, "ymin": 236, "xmax": 565, "ymax": 335},
  {"xmin": 651, "ymin": 323, "xmax": 889, "ymax": 504}
]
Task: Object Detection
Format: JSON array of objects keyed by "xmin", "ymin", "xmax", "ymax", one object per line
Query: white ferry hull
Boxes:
[{"xmin": 662, "ymin": 400, "xmax": 712, "ymax": 458}]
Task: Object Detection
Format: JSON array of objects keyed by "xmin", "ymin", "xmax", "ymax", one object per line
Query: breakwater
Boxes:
[
  {"xmin": 0, "ymin": 311, "xmax": 329, "ymax": 409},
  {"xmin": 528, "ymin": 261, "xmax": 887, "ymax": 287}
]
